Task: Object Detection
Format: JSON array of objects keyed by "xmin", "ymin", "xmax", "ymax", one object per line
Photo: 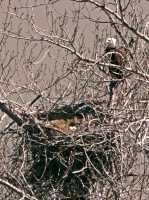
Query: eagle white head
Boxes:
[{"xmin": 106, "ymin": 37, "xmax": 117, "ymax": 48}]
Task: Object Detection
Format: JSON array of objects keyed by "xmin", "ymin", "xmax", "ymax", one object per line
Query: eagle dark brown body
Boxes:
[
  {"xmin": 105, "ymin": 46, "xmax": 127, "ymax": 79},
  {"xmin": 105, "ymin": 38, "xmax": 129, "ymax": 106}
]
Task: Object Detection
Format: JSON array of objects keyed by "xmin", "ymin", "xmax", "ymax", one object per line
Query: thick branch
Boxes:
[
  {"xmin": 2, "ymin": 94, "xmax": 42, "ymax": 131},
  {"xmin": 0, "ymin": 101, "xmax": 23, "ymax": 126}
]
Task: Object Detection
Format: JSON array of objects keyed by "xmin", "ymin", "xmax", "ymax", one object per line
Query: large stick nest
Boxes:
[{"xmin": 0, "ymin": 101, "xmax": 120, "ymax": 199}]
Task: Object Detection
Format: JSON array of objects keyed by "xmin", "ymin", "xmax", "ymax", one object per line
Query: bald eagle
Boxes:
[
  {"xmin": 41, "ymin": 102, "xmax": 97, "ymax": 133},
  {"xmin": 105, "ymin": 38, "xmax": 129, "ymax": 105}
]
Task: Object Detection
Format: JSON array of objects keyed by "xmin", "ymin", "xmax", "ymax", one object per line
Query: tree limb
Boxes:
[{"xmin": 0, "ymin": 101, "xmax": 23, "ymax": 126}]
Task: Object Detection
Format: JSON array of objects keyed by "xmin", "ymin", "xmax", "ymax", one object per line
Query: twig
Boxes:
[
  {"xmin": 0, "ymin": 177, "xmax": 39, "ymax": 200},
  {"xmin": 27, "ymin": 94, "xmax": 42, "ymax": 107}
]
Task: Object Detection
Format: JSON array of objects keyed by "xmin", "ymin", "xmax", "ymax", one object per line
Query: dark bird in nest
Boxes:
[
  {"xmin": 38, "ymin": 102, "xmax": 109, "ymax": 134},
  {"xmin": 40, "ymin": 102, "xmax": 98, "ymax": 133}
]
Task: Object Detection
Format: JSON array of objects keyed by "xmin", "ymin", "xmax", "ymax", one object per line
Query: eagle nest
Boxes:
[{"xmin": 0, "ymin": 101, "xmax": 120, "ymax": 200}]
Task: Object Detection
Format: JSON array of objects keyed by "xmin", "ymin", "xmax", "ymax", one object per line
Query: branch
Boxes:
[
  {"xmin": 0, "ymin": 177, "xmax": 38, "ymax": 200},
  {"xmin": 75, "ymin": 0, "xmax": 149, "ymax": 43},
  {"xmin": 0, "ymin": 101, "xmax": 23, "ymax": 126},
  {"xmin": 2, "ymin": 94, "xmax": 42, "ymax": 132}
]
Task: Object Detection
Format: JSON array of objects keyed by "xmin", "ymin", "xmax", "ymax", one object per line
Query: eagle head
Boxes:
[{"xmin": 106, "ymin": 37, "xmax": 117, "ymax": 48}]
